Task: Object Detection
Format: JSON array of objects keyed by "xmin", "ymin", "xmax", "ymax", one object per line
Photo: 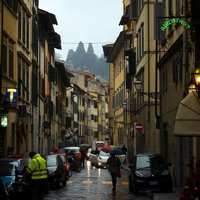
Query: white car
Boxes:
[{"xmin": 89, "ymin": 150, "xmax": 126, "ymax": 168}]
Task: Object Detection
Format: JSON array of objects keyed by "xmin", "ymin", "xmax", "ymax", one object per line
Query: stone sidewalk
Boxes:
[{"xmin": 120, "ymin": 164, "xmax": 180, "ymax": 200}]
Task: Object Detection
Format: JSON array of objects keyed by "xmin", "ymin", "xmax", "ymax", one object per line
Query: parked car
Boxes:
[
  {"xmin": 42, "ymin": 154, "xmax": 67, "ymax": 189},
  {"xmin": 0, "ymin": 156, "xmax": 31, "ymax": 198},
  {"xmin": 51, "ymin": 153, "xmax": 72, "ymax": 180},
  {"xmin": 0, "ymin": 158, "xmax": 22, "ymax": 189},
  {"xmin": 128, "ymin": 153, "xmax": 173, "ymax": 195},
  {"xmin": 89, "ymin": 150, "xmax": 126, "ymax": 168},
  {"xmin": 64, "ymin": 147, "xmax": 82, "ymax": 160}
]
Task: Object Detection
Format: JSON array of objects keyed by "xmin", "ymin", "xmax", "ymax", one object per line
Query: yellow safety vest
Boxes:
[{"xmin": 26, "ymin": 154, "xmax": 48, "ymax": 180}]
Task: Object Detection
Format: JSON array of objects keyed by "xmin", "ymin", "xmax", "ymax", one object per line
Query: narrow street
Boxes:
[{"xmin": 44, "ymin": 160, "xmax": 152, "ymax": 200}]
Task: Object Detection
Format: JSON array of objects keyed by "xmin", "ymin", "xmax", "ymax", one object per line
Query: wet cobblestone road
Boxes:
[{"xmin": 43, "ymin": 160, "xmax": 152, "ymax": 200}]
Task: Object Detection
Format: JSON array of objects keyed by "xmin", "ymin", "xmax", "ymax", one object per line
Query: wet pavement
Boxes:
[{"xmin": 43, "ymin": 160, "xmax": 152, "ymax": 200}]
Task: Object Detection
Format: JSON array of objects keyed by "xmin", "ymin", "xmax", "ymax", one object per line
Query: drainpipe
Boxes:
[
  {"xmin": 146, "ymin": 0, "xmax": 151, "ymax": 153},
  {"xmin": 0, "ymin": 1, "xmax": 3, "ymax": 103}
]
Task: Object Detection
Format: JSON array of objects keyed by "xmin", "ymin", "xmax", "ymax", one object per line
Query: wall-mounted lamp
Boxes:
[
  {"xmin": 188, "ymin": 80, "xmax": 196, "ymax": 94},
  {"xmin": 122, "ymin": 101, "xmax": 127, "ymax": 109},
  {"xmin": 134, "ymin": 79, "xmax": 161, "ymax": 99},
  {"xmin": 122, "ymin": 100, "xmax": 138, "ymax": 115},
  {"xmin": 190, "ymin": 68, "xmax": 200, "ymax": 98}
]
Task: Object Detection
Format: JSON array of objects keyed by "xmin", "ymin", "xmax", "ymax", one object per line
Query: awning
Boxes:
[{"xmin": 174, "ymin": 91, "xmax": 200, "ymax": 137}]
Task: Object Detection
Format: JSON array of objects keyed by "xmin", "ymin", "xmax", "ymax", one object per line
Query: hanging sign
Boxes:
[{"xmin": 161, "ymin": 18, "xmax": 190, "ymax": 31}]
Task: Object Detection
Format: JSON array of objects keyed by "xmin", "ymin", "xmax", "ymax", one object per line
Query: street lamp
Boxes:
[
  {"xmin": 188, "ymin": 80, "xmax": 196, "ymax": 94},
  {"xmin": 192, "ymin": 68, "xmax": 200, "ymax": 98},
  {"xmin": 122, "ymin": 101, "xmax": 127, "ymax": 110},
  {"xmin": 134, "ymin": 79, "xmax": 161, "ymax": 99}
]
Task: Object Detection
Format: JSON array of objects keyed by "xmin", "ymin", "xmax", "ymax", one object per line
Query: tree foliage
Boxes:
[{"xmin": 65, "ymin": 42, "xmax": 109, "ymax": 83}]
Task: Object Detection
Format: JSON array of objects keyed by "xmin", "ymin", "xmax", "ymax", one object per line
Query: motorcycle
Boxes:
[
  {"xmin": 7, "ymin": 166, "xmax": 31, "ymax": 200},
  {"xmin": 67, "ymin": 156, "xmax": 82, "ymax": 172}
]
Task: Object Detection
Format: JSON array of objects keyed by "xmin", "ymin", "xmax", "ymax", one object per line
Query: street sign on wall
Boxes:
[{"xmin": 135, "ymin": 122, "xmax": 143, "ymax": 132}]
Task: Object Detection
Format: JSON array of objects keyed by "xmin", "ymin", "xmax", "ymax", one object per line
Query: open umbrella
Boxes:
[
  {"xmin": 108, "ymin": 148, "xmax": 123, "ymax": 155},
  {"xmin": 101, "ymin": 145, "xmax": 121, "ymax": 154},
  {"xmin": 79, "ymin": 143, "xmax": 91, "ymax": 147}
]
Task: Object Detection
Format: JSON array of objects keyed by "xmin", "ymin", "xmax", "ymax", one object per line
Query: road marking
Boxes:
[
  {"xmin": 102, "ymin": 181, "xmax": 112, "ymax": 184},
  {"xmin": 82, "ymin": 180, "xmax": 93, "ymax": 184},
  {"xmin": 67, "ymin": 181, "xmax": 73, "ymax": 184},
  {"xmin": 67, "ymin": 180, "xmax": 128, "ymax": 186},
  {"xmin": 122, "ymin": 182, "xmax": 128, "ymax": 185}
]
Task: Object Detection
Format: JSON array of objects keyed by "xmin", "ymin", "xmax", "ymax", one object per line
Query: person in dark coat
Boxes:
[
  {"xmin": 121, "ymin": 145, "xmax": 127, "ymax": 164},
  {"xmin": 107, "ymin": 153, "xmax": 121, "ymax": 192},
  {"xmin": 80, "ymin": 148, "xmax": 86, "ymax": 167}
]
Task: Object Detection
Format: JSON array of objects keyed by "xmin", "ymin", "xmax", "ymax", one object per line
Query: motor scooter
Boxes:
[
  {"xmin": 67, "ymin": 156, "xmax": 82, "ymax": 172},
  {"xmin": 7, "ymin": 166, "xmax": 31, "ymax": 200}
]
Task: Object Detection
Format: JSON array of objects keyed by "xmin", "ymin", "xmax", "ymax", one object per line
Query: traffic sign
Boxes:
[{"xmin": 135, "ymin": 122, "xmax": 143, "ymax": 131}]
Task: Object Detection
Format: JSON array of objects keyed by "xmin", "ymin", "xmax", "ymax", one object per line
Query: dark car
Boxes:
[
  {"xmin": 52, "ymin": 153, "xmax": 72, "ymax": 180},
  {"xmin": 128, "ymin": 153, "xmax": 173, "ymax": 194},
  {"xmin": 42, "ymin": 154, "xmax": 67, "ymax": 189}
]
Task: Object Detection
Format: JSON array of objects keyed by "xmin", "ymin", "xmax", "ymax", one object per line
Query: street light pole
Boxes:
[{"xmin": 122, "ymin": 101, "xmax": 128, "ymax": 162}]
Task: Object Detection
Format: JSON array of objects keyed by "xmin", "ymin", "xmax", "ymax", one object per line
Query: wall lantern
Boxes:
[
  {"xmin": 122, "ymin": 101, "xmax": 127, "ymax": 109},
  {"xmin": 188, "ymin": 81, "xmax": 196, "ymax": 94},
  {"xmin": 134, "ymin": 79, "xmax": 160, "ymax": 99},
  {"xmin": 192, "ymin": 68, "xmax": 200, "ymax": 98}
]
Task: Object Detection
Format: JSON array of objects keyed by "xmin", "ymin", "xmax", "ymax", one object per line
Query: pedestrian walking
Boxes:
[
  {"xmin": 80, "ymin": 148, "xmax": 86, "ymax": 167},
  {"xmin": 26, "ymin": 151, "xmax": 49, "ymax": 200},
  {"xmin": 106, "ymin": 153, "xmax": 121, "ymax": 192},
  {"xmin": 121, "ymin": 144, "xmax": 127, "ymax": 164}
]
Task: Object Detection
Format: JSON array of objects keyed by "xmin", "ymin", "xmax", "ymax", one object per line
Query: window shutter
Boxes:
[
  {"xmin": 191, "ymin": 0, "xmax": 200, "ymax": 25},
  {"xmin": 66, "ymin": 117, "xmax": 71, "ymax": 128},
  {"xmin": 154, "ymin": 2, "xmax": 165, "ymax": 41},
  {"xmin": 130, "ymin": 0, "xmax": 138, "ymax": 21},
  {"xmin": 129, "ymin": 52, "xmax": 136, "ymax": 76},
  {"xmin": 126, "ymin": 73, "xmax": 132, "ymax": 89},
  {"xmin": 49, "ymin": 64, "xmax": 56, "ymax": 82},
  {"xmin": 49, "ymin": 100, "xmax": 53, "ymax": 117}
]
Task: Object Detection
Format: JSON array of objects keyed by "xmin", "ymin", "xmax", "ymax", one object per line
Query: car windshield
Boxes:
[
  {"xmin": 45, "ymin": 156, "xmax": 57, "ymax": 167},
  {"xmin": 0, "ymin": 161, "xmax": 18, "ymax": 176},
  {"xmin": 136, "ymin": 155, "xmax": 166, "ymax": 169},
  {"xmin": 99, "ymin": 151, "xmax": 109, "ymax": 157}
]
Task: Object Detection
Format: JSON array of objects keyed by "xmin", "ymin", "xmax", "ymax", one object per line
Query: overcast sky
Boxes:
[{"xmin": 39, "ymin": 0, "xmax": 123, "ymax": 60}]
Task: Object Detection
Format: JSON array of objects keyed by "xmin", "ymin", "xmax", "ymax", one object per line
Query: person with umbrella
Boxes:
[{"xmin": 106, "ymin": 152, "xmax": 121, "ymax": 192}]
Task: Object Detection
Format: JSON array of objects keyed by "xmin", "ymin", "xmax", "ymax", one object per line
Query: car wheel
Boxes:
[
  {"xmin": 133, "ymin": 182, "xmax": 139, "ymax": 195},
  {"xmin": 56, "ymin": 176, "xmax": 61, "ymax": 189},
  {"xmin": 62, "ymin": 175, "xmax": 67, "ymax": 186},
  {"xmin": 165, "ymin": 183, "xmax": 173, "ymax": 193},
  {"xmin": 75, "ymin": 165, "xmax": 82, "ymax": 172},
  {"xmin": 128, "ymin": 175, "xmax": 133, "ymax": 192}
]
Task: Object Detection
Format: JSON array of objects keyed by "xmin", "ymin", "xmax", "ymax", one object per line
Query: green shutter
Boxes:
[{"xmin": 129, "ymin": 52, "xmax": 136, "ymax": 76}]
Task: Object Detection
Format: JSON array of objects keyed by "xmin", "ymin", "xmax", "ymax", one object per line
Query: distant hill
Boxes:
[{"xmin": 63, "ymin": 41, "xmax": 110, "ymax": 83}]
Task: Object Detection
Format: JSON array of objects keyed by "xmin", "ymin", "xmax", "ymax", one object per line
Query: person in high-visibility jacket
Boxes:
[{"xmin": 26, "ymin": 151, "xmax": 48, "ymax": 200}]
